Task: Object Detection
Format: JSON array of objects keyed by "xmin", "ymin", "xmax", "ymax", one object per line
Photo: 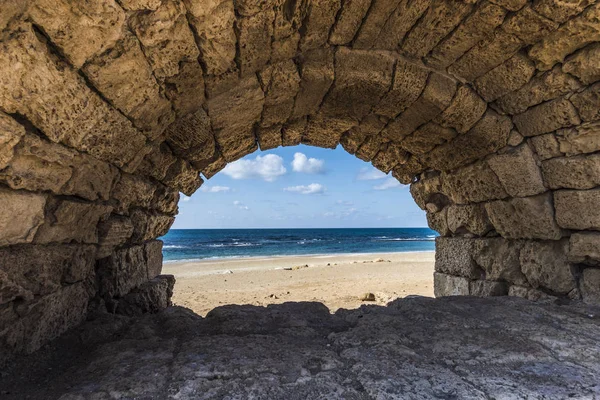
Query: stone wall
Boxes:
[{"xmin": 1, "ymin": 0, "xmax": 600, "ymax": 362}]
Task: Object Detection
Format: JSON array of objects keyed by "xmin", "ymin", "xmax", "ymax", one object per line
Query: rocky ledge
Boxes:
[{"xmin": 2, "ymin": 296, "xmax": 600, "ymax": 399}]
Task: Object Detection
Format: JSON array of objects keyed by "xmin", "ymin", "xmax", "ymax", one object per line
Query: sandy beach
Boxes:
[{"xmin": 163, "ymin": 251, "xmax": 435, "ymax": 316}]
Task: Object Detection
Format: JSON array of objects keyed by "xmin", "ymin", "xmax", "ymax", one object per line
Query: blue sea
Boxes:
[{"xmin": 160, "ymin": 228, "xmax": 437, "ymax": 262}]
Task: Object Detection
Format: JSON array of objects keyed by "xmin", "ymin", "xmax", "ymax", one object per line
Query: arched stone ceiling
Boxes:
[{"xmin": 1, "ymin": 0, "xmax": 600, "ymax": 362}]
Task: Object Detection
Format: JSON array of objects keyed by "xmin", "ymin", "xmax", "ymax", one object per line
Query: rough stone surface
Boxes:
[
  {"xmin": 554, "ymin": 189, "xmax": 600, "ymax": 230},
  {"xmin": 0, "ymin": 188, "xmax": 46, "ymax": 247},
  {"xmin": 581, "ymin": 268, "xmax": 600, "ymax": 304},
  {"xmin": 487, "ymin": 144, "xmax": 546, "ymax": 197},
  {"xmin": 520, "ymin": 240, "xmax": 575, "ymax": 294},
  {"xmin": 542, "ymin": 154, "xmax": 600, "ymax": 189},
  {"xmin": 569, "ymin": 232, "xmax": 600, "ymax": 265}
]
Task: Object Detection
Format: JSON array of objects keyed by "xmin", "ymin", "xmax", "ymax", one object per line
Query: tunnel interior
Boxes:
[{"xmin": 1, "ymin": 0, "xmax": 600, "ymax": 366}]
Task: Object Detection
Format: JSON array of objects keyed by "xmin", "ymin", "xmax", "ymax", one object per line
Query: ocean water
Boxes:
[{"xmin": 160, "ymin": 228, "xmax": 437, "ymax": 262}]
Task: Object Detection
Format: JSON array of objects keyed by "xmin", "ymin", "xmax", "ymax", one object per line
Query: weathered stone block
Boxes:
[
  {"xmin": 97, "ymin": 243, "xmax": 151, "ymax": 298},
  {"xmin": 542, "ymin": 154, "xmax": 600, "ymax": 190},
  {"xmin": 329, "ymin": 0, "xmax": 371, "ymax": 45},
  {"xmin": 392, "ymin": 156, "xmax": 425, "ymax": 184},
  {"xmin": 485, "ymin": 194, "xmax": 562, "ymax": 240},
  {"xmin": 259, "ymin": 60, "xmax": 301, "ymax": 127},
  {"xmin": 533, "ymin": 0, "xmax": 593, "ymax": 23},
  {"xmin": 112, "ymin": 173, "xmax": 157, "ymax": 215},
  {"xmin": 164, "ymin": 61, "xmax": 206, "ymax": 117},
  {"xmin": 554, "ymin": 189, "xmax": 600, "ymax": 230},
  {"xmin": 469, "ymin": 280, "xmax": 509, "ymax": 297},
  {"xmin": 165, "ymin": 109, "xmax": 216, "ymax": 168},
  {"xmin": 426, "ymin": 2, "xmax": 506, "ymax": 69},
  {"xmin": 34, "ymin": 199, "xmax": 112, "ymax": 245},
  {"xmin": 401, "ymin": 123, "xmax": 457, "ymax": 155},
  {"xmin": 570, "ymin": 83, "xmax": 600, "ymax": 122},
  {"xmin": 163, "ymin": 159, "xmax": 202, "ymax": 197},
  {"xmin": 129, "ymin": 0, "xmax": 199, "ymax": 80},
  {"xmin": 292, "ymin": 48, "xmax": 335, "ymax": 118},
  {"xmin": 529, "ymin": 3, "xmax": 600, "ymax": 70},
  {"xmin": 374, "ymin": 59, "xmax": 429, "ymax": 119},
  {"xmin": 83, "ymin": 34, "xmax": 174, "ymax": 138},
  {"xmin": 424, "ymin": 110, "xmax": 512, "ymax": 171},
  {"xmin": 0, "ymin": 188, "xmax": 46, "ymax": 247},
  {"xmin": 441, "ymin": 161, "xmax": 507, "ymax": 204},
  {"xmin": 487, "ymin": 144, "xmax": 546, "ymax": 197},
  {"xmin": 580, "ymin": 268, "xmax": 600, "ymax": 305},
  {"xmin": 145, "ymin": 240, "xmax": 164, "ymax": 280},
  {"xmin": 0, "ymin": 112, "xmax": 25, "ymax": 170},
  {"xmin": 299, "ymin": 0, "xmax": 340, "ymax": 51},
  {"xmin": 569, "ymin": 232, "xmax": 600, "ymax": 265},
  {"xmin": 236, "ymin": 9, "xmax": 274, "ymax": 76},
  {"xmin": 257, "ymin": 125, "xmax": 283, "ymax": 151},
  {"xmin": 473, "ymin": 238, "xmax": 527, "ymax": 285},
  {"xmin": 353, "ymin": 0, "xmax": 403, "ymax": 49},
  {"xmin": 136, "ymin": 144, "xmax": 177, "ymax": 182},
  {"xmin": 433, "ymin": 272, "xmax": 470, "ymax": 297},
  {"xmin": 384, "ymin": 73, "xmax": 456, "ymax": 142},
  {"xmin": 183, "ymin": 0, "xmax": 236, "ymax": 75},
  {"xmin": 474, "ymin": 53, "xmax": 536, "ymax": 102},
  {"xmin": 495, "ymin": 65, "xmax": 582, "ymax": 115},
  {"xmin": 563, "ymin": 43, "xmax": 600, "ymax": 85},
  {"xmin": 97, "ymin": 217, "xmax": 135, "ymax": 259},
  {"xmin": 435, "ymin": 237, "xmax": 482, "ymax": 279},
  {"xmin": 433, "ymin": 86, "xmax": 487, "ymax": 134},
  {"xmin": 116, "ymin": 275, "xmax": 175, "ymax": 316},
  {"xmin": 513, "ymin": 98, "xmax": 581, "ymax": 137},
  {"xmin": 427, "ymin": 208, "xmax": 450, "ymax": 236},
  {"xmin": 129, "ymin": 210, "xmax": 175, "ymax": 244},
  {"xmin": 282, "ymin": 118, "xmax": 307, "ymax": 147},
  {"xmin": 556, "ymin": 122, "xmax": 600, "ymax": 156},
  {"xmin": 401, "ymin": 0, "xmax": 475, "ymax": 59},
  {"xmin": 447, "ymin": 204, "xmax": 492, "ymax": 236},
  {"xmin": 28, "ymin": 0, "xmax": 126, "ymax": 68},
  {"xmin": 529, "ymin": 133, "xmax": 562, "ymax": 160},
  {"xmin": 502, "ymin": 5, "xmax": 558, "ymax": 45},
  {"xmin": 520, "ymin": 240, "xmax": 574, "ymax": 294},
  {"xmin": 410, "ymin": 174, "xmax": 444, "ymax": 210}
]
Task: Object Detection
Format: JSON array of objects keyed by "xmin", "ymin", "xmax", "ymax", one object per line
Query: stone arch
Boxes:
[{"xmin": 1, "ymin": 0, "xmax": 600, "ymax": 362}]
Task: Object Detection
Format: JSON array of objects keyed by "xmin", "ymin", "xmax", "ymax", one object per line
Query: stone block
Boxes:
[
  {"xmin": 423, "ymin": 110, "xmax": 512, "ymax": 171},
  {"xmin": 563, "ymin": 43, "xmax": 600, "ymax": 85},
  {"xmin": 165, "ymin": 109, "xmax": 216, "ymax": 168},
  {"xmin": 502, "ymin": 5, "xmax": 558, "ymax": 45},
  {"xmin": 426, "ymin": 2, "xmax": 506, "ymax": 69},
  {"xmin": 570, "ymin": 82, "xmax": 600, "ymax": 122},
  {"xmin": 513, "ymin": 98, "xmax": 581, "ymax": 137},
  {"xmin": 116, "ymin": 275, "xmax": 175, "ymax": 316},
  {"xmin": 541, "ymin": 154, "xmax": 600, "ymax": 190},
  {"xmin": 557, "ymin": 122, "xmax": 600, "ymax": 156},
  {"xmin": 569, "ymin": 232, "xmax": 600, "ymax": 265},
  {"xmin": 529, "ymin": 3, "xmax": 600, "ymax": 70},
  {"xmin": 259, "ymin": 60, "xmax": 301, "ymax": 127},
  {"xmin": 82, "ymin": 34, "xmax": 174, "ymax": 138},
  {"xmin": 371, "ymin": 143, "xmax": 408, "ymax": 173},
  {"xmin": 401, "ymin": 0, "xmax": 475, "ymax": 59},
  {"xmin": 447, "ymin": 204, "xmax": 493, "ymax": 236},
  {"xmin": 533, "ymin": 0, "xmax": 593, "ymax": 23},
  {"xmin": 28, "ymin": 0, "xmax": 126, "ymax": 68},
  {"xmin": 299, "ymin": 0, "xmax": 340, "ymax": 51},
  {"xmin": 529, "ymin": 133, "xmax": 562, "ymax": 160},
  {"xmin": 129, "ymin": 210, "xmax": 175, "ymax": 244},
  {"xmin": 473, "ymin": 238, "xmax": 527, "ymax": 285},
  {"xmin": 0, "ymin": 188, "xmax": 46, "ymax": 247},
  {"xmin": 383, "ymin": 73, "xmax": 456, "ymax": 142},
  {"xmin": 34, "ymin": 199, "xmax": 112, "ymax": 245},
  {"xmin": 129, "ymin": 0, "xmax": 199, "ymax": 80},
  {"xmin": 487, "ymin": 144, "xmax": 546, "ymax": 197},
  {"xmin": 495, "ymin": 65, "xmax": 582, "ymax": 115},
  {"xmin": 112, "ymin": 173, "xmax": 157, "ymax": 215},
  {"xmin": 236, "ymin": 9, "xmax": 274, "ymax": 76},
  {"xmin": 474, "ymin": 53, "xmax": 536, "ymax": 102},
  {"xmin": 520, "ymin": 240, "xmax": 575, "ymax": 294},
  {"xmin": 427, "ymin": 208, "xmax": 450, "ymax": 236},
  {"xmin": 329, "ymin": 0, "xmax": 371, "ymax": 45},
  {"xmin": 469, "ymin": 280, "xmax": 509, "ymax": 297},
  {"xmin": 435, "ymin": 237, "xmax": 482, "ymax": 279},
  {"xmin": 376, "ymin": 0, "xmax": 431, "ymax": 50},
  {"xmin": 392, "ymin": 156, "xmax": 425, "ymax": 184},
  {"xmin": 0, "ymin": 112, "xmax": 25, "ymax": 170},
  {"xmin": 282, "ymin": 118, "xmax": 307, "ymax": 147},
  {"xmin": 401, "ymin": 123, "xmax": 457, "ymax": 155},
  {"xmin": 374, "ymin": 59, "xmax": 429, "ymax": 119},
  {"xmin": 441, "ymin": 161, "xmax": 507, "ymax": 204},
  {"xmin": 291, "ymin": 47, "xmax": 335, "ymax": 118},
  {"xmin": 554, "ymin": 189, "xmax": 600, "ymax": 230},
  {"xmin": 580, "ymin": 268, "xmax": 600, "ymax": 305},
  {"xmin": 257, "ymin": 125, "xmax": 283, "ymax": 151},
  {"xmin": 409, "ymin": 174, "xmax": 444, "ymax": 210},
  {"xmin": 434, "ymin": 272, "xmax": 470, "ymax": 297},
  {"xmin": 184, "ymin": 0, "xmax": 236, "ymax": 75},
  {"xmin": 485, "ymin": 193, "xmax": 562, "ymax": 240},
  {"xmin": 433, "ymin": 86, "xmax": 487, "ymax": 134},
  {"xmin": 353, "ymin": 0, "xmax": 404, "ymax": 49},
  {"xmin": 97, "ymin": 244, "xmax": 150, "ymax": 298},
  {"xmin": 145, "ymin": 240, "xmax": 164, "ymax": 280},
  {"xmin": 97, "ymin": 217, "xmax": 135, "ymax": 259},
  {"xmin": 163, "ymin": 159, "xmax": 202, "ymax": 196},
  {"xmin": 508, "ymin": 285, "xmax": 557, "ymax": 301}
]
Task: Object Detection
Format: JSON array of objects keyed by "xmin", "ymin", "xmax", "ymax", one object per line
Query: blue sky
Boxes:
[{"xmin": 172, "ymin": 145, "xmax": 427, "ymax": 229}]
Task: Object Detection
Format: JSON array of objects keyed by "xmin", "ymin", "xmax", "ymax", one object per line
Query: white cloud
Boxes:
[
  {"xmin": 373, "ymin": 178, "xmax": 401, "ymax": 190},
  {"xmin": 222, "ymin": 154, "xmax": 287, "ymax": 182},
  {"xmin": 291, "ymin": 153, "xmax": 325, "ymax": 174},
  {"xmin": 233, "ymin": 200, "xmax": 250, "ymax": 210},
  {"xmin": 284, "ymin": 183, "xmax": 326, "ymax": 195},
  {"xmin": 356, "ymin": 167, "xmax": 387, "ymax": 180},
  {"xmin": 200, "ymin": 185, "xmax": 231, "ymax": 193},
  {"xmin": 323, "ymin": 207, "xmax": 358, "ymax": 219},
  {"xmin": 181, "ymin": 195, "xmax": 191, "ymax": 202}
]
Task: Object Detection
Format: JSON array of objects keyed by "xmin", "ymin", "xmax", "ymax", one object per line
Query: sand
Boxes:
[{"xmin": 163, "ymin": 251, "xmax": 435, "ymax": 316}]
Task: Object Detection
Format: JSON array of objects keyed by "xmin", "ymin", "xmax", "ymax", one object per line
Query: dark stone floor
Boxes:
[{"xmin": 2, "ymin": 296, "xmax": 600, "ymax": 399}]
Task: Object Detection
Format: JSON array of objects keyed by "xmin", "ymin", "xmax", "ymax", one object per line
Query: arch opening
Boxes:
[{"xmin": 1, "ymin": 0, "xmax": 600, "ymax": 367}]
